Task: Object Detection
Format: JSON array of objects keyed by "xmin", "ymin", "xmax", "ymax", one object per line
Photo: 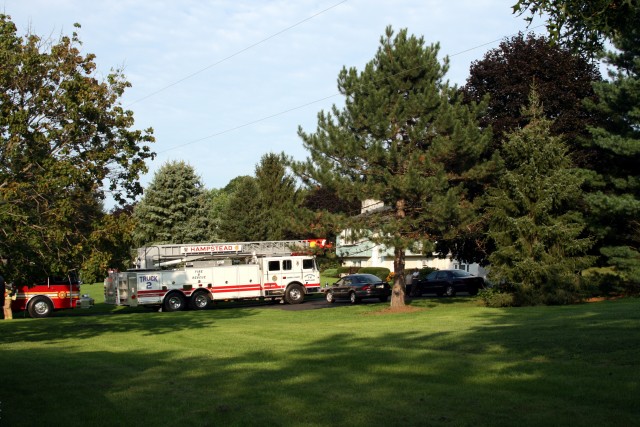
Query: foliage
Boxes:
[
  {"xmin": 293, "ymin": 27, "xmax": 494, "ymax": 307},
  {"xmin": 580, "ymin": 11, "xmax": 640, "ymax": 291},
  {"xmin": 218, "ymin": 175, "xmax": 263, "ymax": 241},
  {"xmin": 486, "ymin": 90, "xmax": 594, "ymax": 304},
  {"xmin": 358, "ymin": 266, "xmax": 391, "ymax": 281},
  {"xmin": 513, "ymin": 0, "xmax": 637, "ymax": 54},
  {"xmin": 254, "ymin": 152, "xmax": 303, "ymax": 240},
  {"xmin": 81, "ymin": 205, "xmax": 136, "ymax": 283},
  {"xmin": 478, "ymin": 287, "xmax": 516, "ymax": 307},
  {"xmin": 321, "ymin": 268, "xmax": 339, "ymax": 278},
  {"xmin": 133, "ymin": 160, "xmax": 208, "ymax": 246},
  {"xmin": 462, "ymin": 32, "xmax": 601, "ymax": 151},
  {"xmin": 0, "ymin": 15, "xmax": 154, "ymax": 283}
]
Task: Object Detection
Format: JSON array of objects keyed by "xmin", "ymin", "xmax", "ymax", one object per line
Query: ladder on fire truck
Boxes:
[{"xmin": 134, "ymin": 239, "xmax": 328, "ymax": 269}]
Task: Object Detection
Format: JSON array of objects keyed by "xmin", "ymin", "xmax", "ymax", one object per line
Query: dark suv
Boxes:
[{"xmin": 410, "ymin": 270, "xmax": 485, "ymax": 297}]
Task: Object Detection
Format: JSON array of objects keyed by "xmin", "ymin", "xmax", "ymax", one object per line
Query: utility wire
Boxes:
[
  {"xmin": 126, "ymin": 0, "xmax": 347, "ymax": 107},
  {"xmin": 157, "ymin": 24, "xmax": 546, "ymax": 154}
]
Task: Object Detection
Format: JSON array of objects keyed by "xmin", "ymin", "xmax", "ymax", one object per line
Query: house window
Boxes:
[{"xmin": 454, "ymin": 263, "xmax": 469, "ymax": 272}]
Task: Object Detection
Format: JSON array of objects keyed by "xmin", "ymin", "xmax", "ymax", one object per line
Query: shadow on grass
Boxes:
[{"xmin": 0, "ymin": 299, "xmax": 638, "ymax": 426}]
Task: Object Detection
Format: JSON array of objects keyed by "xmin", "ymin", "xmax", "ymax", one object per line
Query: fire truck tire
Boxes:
[
  {"xmin": 28, "ymin": 296, "xmax": 53, "ymax": 318},
  {"xmin": 163, "ymin": 292, "xmax": 186, "ymax": 312},
  {"xmin": 284, "ymin": 284, "xmax": 304, "ymax": 305},
  {"xmin": 189, "ymin": 291, "xmax": 210, "ymax": 310}
]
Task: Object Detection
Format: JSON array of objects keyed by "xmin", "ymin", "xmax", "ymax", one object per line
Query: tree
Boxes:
[
  {"xmin": 462, "ymin": 32, "xmax": 601, "ymax": 154},
  {"xmin": 0, "ymin": 15, "xmax": 154, "ymax": 283},
  {"xmin": 218, "ymin": 176, "xmax": 263, "ymax": 241},
  {"xmin": 254, "ymin": 152, "xmax": 302, "ymax": 240},
  {"xmin": 580, "ymin": 7, "xmax": 640, "ymax": 288},
  {"xmin": 486, "ymin": 90, "xmax": 594, "ymax": 304},
  {"xmin": 293, "ymin": 27, "xmax": 494, "ymax": 307},
  {"xmin": 515, "ymin": 1, "xmax": 640, "ymax": 289},
  {"xmin": 513, "ymin": 0, "xmax": 637, "ymax": 54},
  {"xmin": 133, "ymin": 161, "xmax": 208, "ymax": 246},
  {"xmin": 81, "ymin": 205, "xmax": 136, "ymax": 283}
]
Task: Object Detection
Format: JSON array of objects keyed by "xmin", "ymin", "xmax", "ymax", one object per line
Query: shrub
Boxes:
[
  {"xmin": 358, "ymin": 267, "xmax": 391, "ymax": 281},
  {"xmin": 337, "ymin": 266, "xmax": 360, "ymax": 276},
  {"xmin": 478, "ymin": 287, "xmax": 516, "ymax": 307},
  {"xmin": 322, "ymin": 268, "xmax": 340, "ymax": 278}
]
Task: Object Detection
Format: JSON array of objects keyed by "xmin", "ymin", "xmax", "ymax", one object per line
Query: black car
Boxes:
[
  {"xmin": 325, "ymin": 274, "xmax": 391, "ymax": 304},
  {"xmin": 410, "ymin": 270, "xmax": 485, "ymax": 297}
]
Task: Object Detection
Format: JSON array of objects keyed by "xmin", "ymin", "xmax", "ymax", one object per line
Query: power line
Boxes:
[
  {"xmin": 126, "ymin": 0, "xmax": 348, "ymax": 107},
  {"xmin": 157, "ymin": 24, "xmax": 547, "ymax": 155}
]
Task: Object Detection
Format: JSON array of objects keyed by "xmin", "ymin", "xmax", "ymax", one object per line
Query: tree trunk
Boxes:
[
  {"xmin": 390, "ymin": 199, "xmax": 407, "ymax": 308},
  {"xmin": 390, "ymin": 246, "xmax": 406, "ymax": 307}
]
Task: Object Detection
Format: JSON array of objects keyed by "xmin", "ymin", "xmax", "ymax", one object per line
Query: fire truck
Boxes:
[
  {"xmin": 104, "ymin": 239, "xmax": 327, "ymax": 312},
  {"xmin": 11, "ymin": 275, "xmax": 93, "ymax": 318}
]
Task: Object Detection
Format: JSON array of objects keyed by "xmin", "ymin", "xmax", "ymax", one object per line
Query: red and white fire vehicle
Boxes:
[
  {"xmin": 104, "ymin": 239, "xmax": 327, "ymax": 311},
  {"xmin": 11, "ymin": 276, "xmax": 92, "ymax": 318}
]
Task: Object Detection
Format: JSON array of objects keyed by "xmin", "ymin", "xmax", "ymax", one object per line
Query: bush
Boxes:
[
  {"xmin": 322, "ymin": 268, "xmax": 340, "ymax": 278},
  {"xmin": 337, "ymin": 266, "xmax": 360, "ymax": 276},
  {"xmin": 358, "ymin": 267, "xmax": 391, "ymax": 281},
  {"xmin": 478, "ymin": 287, "xmax": 516, "ymax": 307}
]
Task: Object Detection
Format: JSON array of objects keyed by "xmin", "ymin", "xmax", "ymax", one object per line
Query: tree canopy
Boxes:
[
  {"xmin": 133, "ymin": 160, "xmax": 208, "ymax": 246},
  {"xmin": 486, "ymin": 90, "xmax": 593, "ymax": 305},
  {"xmin": 293, "ymin": 26, "xmax": 494, "ymax": 307},
  {"xmin": 513, "ymin": 0, "xmax": 637, "ymax": 53},
  {"xmin": 0, "ymin": 15, "xmax": 154, "ymax": 283},
  {"xmin": 463, "ymin": 32, "xmax": 601, "ymax": 154}
]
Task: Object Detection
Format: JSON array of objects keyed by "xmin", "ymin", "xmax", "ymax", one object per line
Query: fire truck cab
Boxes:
[{"xmin": 11, "ymin": 275, "xmax": 93, "ymax": 318}]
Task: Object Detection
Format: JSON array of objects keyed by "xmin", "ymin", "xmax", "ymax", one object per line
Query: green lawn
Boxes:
[{"xmin": 1, "ymin": 290, "xmax": 638, "ymax": 426}]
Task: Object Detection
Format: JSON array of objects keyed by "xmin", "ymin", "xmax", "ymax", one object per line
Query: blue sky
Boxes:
[{"xmin": 3, "ymin": 1, "xmax": 544, "ymax": 203}]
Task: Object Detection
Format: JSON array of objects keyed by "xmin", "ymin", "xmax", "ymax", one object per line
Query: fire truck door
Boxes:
[{"xmin": 127, "ymin": 275, "xmax": 138, "ymax": 307}]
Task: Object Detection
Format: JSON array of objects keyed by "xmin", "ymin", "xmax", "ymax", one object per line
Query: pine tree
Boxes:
[
  {"xmin": 133, "ymin": 161, "xmax": 209, "ymax": 246},
  {"xmin": 293, "ymin": 27, "xmax": 494, "ymax": 307},
  {"xmin": 218, "ymin": 176, "xmax": 263, "ymax": 241},
  {"xmin": 254, "ymin": 152, "xmax": 301, "ymax": 240},
  {"xmin": 581, "ymin": 10, "xmax": 640, "ymax": 288},
  {"xmin": 486, "ymin": 90, "xmax": 594, "ymax": 304}
]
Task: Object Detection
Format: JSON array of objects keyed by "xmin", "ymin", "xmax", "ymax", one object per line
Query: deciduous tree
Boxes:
[{"xmin": 0, "ymin": 15, "xmax": 154, "ymax": 283}]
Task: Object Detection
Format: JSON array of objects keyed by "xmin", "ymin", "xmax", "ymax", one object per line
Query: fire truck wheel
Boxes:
[
  {"xmin": 163, "ymin": 292, "xmax": 186, "ymax": 312},
  {"xmin": 28, "ymin": 296, "xmax": 53, "ymax": 318},
  {"xmin": 189, "ymin": 291, "xmax": 210, "ymax": 310},
  {"xmin": 284, "ymin": 284, "xmax": 304, "ymax": 305}
]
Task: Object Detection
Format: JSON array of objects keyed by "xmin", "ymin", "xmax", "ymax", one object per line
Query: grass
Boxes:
[{"xmin": 1, "ymin": 286, "xmax": 638, "ymax": 427}]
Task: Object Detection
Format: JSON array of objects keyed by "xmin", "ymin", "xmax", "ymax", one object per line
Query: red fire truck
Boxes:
[{"xmin": 11, "ymin": 276, "xmax": 93, "ymax": 318}]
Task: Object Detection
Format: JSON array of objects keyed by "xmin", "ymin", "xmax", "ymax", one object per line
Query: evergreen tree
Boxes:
[
  {"xmin": 133, "ymin": 161, "xmax": 208, "ymax": 246},
  {"xmin": 218, "ymin": 176, "xmax": 263, "ymax": 241},
  {"xmin": 581, "ymin": 9, "xmax": 640, "ymax": 288},
  {"xmin": 487, "ymin": 90, "xmax": 594, "ymax": 304},
  {"xmin": 293, "ymin": 27, "xmax": 494, "ymax": 307},
  {"xmin": 255, "ymin": 152, "xmax": 301, "ymax": 240}
]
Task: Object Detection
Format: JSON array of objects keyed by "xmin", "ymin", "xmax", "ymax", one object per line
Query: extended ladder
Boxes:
[{"xmin": 134, "ymin": 239, "xmax": 328, "ymax": 269}]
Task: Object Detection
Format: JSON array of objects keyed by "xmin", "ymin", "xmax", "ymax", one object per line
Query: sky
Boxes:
[{"xmin": 3, "ymin": 0, "xmax": 545, "ymax": 206}]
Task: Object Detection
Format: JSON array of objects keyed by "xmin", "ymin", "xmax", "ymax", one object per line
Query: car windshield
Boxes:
[{"xmin": 451, "ymin": 270, "xmax": 472, "ymax": 277}]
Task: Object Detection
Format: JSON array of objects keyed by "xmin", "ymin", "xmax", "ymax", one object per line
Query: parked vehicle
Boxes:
[
  {"xmin": 325, "ymin": 274, "xmax": 391, "ymax": 304},
  {"xmin": 11, "ymin": 275, "xmax": 94, "ymax": 318},
  {"xmin": 410, "ymin": 270, "xmax": 485, "ymax": 297},
  {"xmin": 106, "ymin": 240, "xmax": 325, "ymax": 311}
]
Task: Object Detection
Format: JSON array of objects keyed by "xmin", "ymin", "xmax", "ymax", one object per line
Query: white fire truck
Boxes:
[{"xmin": 104, "ymin": 239, "xmax": 327, "ymax": 311}]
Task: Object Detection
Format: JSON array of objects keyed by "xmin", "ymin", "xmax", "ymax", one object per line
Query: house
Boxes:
[{"xmin": 335, "ymin": 200, "xmax": 486, "ymax": 277}]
